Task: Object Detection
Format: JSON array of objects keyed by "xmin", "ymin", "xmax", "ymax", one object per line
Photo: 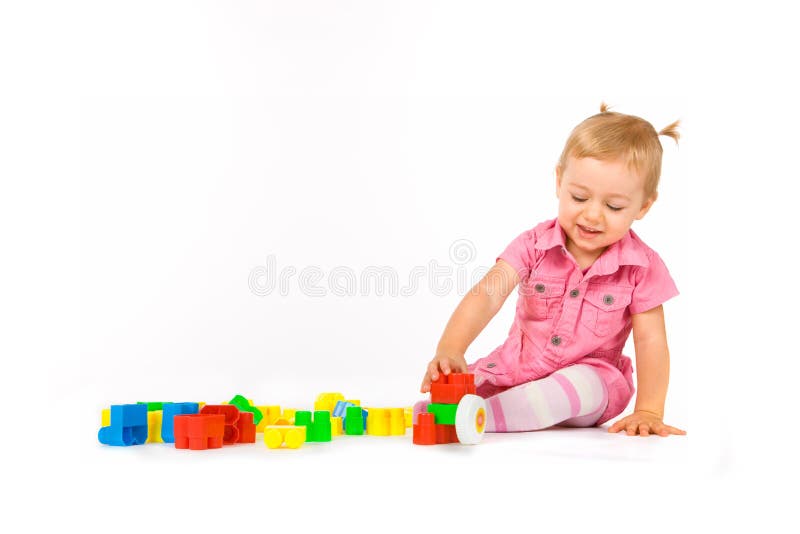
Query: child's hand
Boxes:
[
  {"xmin": 420, "ymin": 354, "xmax": 468, "ymax": 393},
  {"xmin": 608, "ymin": 410, "xmax": 687, "ymax": 437}
]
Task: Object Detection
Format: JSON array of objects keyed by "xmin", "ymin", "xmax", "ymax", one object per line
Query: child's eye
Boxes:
[
  {"xmin": 606, "ymin": 204, "xmax": 623, "ymax": 212},
  {"xmin": 571, "ymin": 195, "xmax": 587, "ymax": 203}
]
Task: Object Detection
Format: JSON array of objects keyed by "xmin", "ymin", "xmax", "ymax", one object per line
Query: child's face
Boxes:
[{"xmin": 556, "ymin": 156, "xmax": 655, "ymax": 265}]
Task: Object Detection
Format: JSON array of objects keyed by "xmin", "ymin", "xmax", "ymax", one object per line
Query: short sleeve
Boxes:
[
  {"xmin": 496, "ymin": 229, "xmax": 536, "ymax": 278},
  {"xmin": 629, "ymin": 250, "xmax": 680, "ymax": 314}
]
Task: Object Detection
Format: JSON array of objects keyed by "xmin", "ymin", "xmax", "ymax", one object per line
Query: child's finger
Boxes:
[
  {"xmin": 441, "ymin": 361, "xmax": 451, "ymax": 375},
  {"xmin": 428, "ymin": 361, "xmax": 439, "ymax": 382}
]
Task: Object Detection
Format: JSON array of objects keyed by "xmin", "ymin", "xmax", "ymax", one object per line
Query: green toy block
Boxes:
[
  {"xmin": 137, "ymin": 402, "xmax": 164, "ymax": 411},
  {"xmin": 427, "ymin": 403, "xmax": 458, "ymax": 425},
  {"xmin": 344, "ymin": 406, "xmax": 364, "ymax": 435},
  {"xmin": 312, "ymin": 411, "xmax": 332, "ymax": 442},
  {"xmin": 228, "ymin": 394, "xmax": 263, "ymax": 426},
  {"xmin": 295, "ymin": 410, "xmax": 314, "ymax": 440}
]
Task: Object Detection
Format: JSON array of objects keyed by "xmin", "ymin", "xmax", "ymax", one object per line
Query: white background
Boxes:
[{"xmin": 1, "ymin": 1, "xmax": 795, "ymax": 532}]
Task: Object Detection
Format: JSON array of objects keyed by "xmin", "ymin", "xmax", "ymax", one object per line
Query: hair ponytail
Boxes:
[{"xmin": 659, "ymin": 119, "xmax": 681, "ymax": 144}]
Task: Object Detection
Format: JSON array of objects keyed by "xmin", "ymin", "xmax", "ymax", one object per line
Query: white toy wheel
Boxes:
[{"xmin": 455, "ymin": 394, "xmax": 487, "ymax": 445}]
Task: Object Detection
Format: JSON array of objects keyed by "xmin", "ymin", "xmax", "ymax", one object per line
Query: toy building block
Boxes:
[
  {"xmin": 174, "ymin": 414, "xmax": 225, "ymax": 450},
  {"xmin": 147, "ymin": 411, "xmax": 164, "ymax": 443},
  {"xmin": 161, "ymin": 402, "xmax": 200, "ymax": 443},
  {"xmin": 430, "ymin": 373, "xmax": 476, "ymax": 404},
  {"xmin": 137, "ymin": 402, "xmax": 164, "ymax": 411},
  {"xmin": 200, "ymin": 404, "xmax": 255, "ymax": 444},
  {"xmin": 404, "ymin": 407, "xmax": 412, "ymax": 428},
  {"xmin": 427, "ymin": 403, "xmax": 458, "ymax": 425},
  {"xmin": 412, "ymin": 412, "xmax": 436, "ymax": 445},
  {"xmin": 346, "ymin": 399, "xmax": 360, "ymax": 406},
  {"xmin": 101, "ymin": 408, "xmax": 110, "ymax": 427},
  {"xmin": 366, "ymin": 408, "xmax": 388, "ymax": 436},
  {"xmin": 264, "ymin": 425, "xmax": 306, "ymax": 449},
  {"xmin": 294, "ymin": 410, "xmax": 332, "ymax": 442},
  {"xmin": 389, "ymin": 408, "xmax": 405, "ymax": 435},
  {"xmin": 228, "ymin": 394, "xmax": 263, "ymax": 426},
  {"xmin": 331, "ymin": 416, "xmax": 342, "ymax": 436},
  {"xmin": 435, "ymin": 424, "xmax": 459, "ymax": 444},
  {"xmin": 314, "ymin": 392, "xmax": 345, "ymax": 413},
  {"xmin": 255, "ymin": 405, "xmax": 282, "ymax": 432},
  {"xmin": 98, "ymin": 404, "xmax": 148, "ymax": 446},
  {"xmin": 344, "ymin": 406, "xmax": 364, "ymax": 435}
]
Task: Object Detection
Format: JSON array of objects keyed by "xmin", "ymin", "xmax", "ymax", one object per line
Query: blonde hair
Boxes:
[{"xmin": 557, "ymin": 102, "xmax": 680, "ymax": 199}]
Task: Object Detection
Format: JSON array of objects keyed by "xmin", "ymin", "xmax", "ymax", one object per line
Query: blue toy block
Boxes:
[
  {"xmin": 98, "ymin": 404, "xmax": 148, "ymax": 446},
  {"xmin": 161, "ymin": 402, "xmax": 200, "ymax": 443}
]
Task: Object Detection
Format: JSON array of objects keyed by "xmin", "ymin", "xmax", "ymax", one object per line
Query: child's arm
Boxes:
[
  {"xmin": 608, "ymin": 305, "xmax": 687, "ymax": 437},
  {"xmin": 420, "ymin": 259, "xmax": 520, "ymax": 393}
]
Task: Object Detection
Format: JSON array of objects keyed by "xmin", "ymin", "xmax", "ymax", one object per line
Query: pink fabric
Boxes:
[{"xmin": 467, "ymin": 218, "xmax": 678, "ymax": 427}]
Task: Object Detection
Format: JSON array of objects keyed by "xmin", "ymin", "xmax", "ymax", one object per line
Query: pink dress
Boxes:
[{"xmin": 466, "ymin": 218, "xmax": 679, "ymax": 425}]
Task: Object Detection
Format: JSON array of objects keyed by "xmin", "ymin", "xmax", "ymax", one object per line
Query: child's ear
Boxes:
[{"xmin": 636, "ymin": 192, "xmax": 658, "ymax": 220}]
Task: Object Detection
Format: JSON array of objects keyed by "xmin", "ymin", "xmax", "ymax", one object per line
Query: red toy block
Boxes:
[
  {"xmin": 174, "ymin": 414, "xmax": 225, "ymax": 450},
  {"xmin": 236, "ymin": 411, "xmax": 256, "ymax": 443},
  {"xmin": 413, "ymin": 412, "xmax": 436, "ymax": 445},
  {"xmin": 200, "ymin": 404, "xmax": 256, "ymax": 444},
  {"xmin": 430, "ymin": 373, "xmax": 476, "ymax": 404},
  {"xmin": 435, "ymin": 424, "xmax": 459, "ymax": 444}
]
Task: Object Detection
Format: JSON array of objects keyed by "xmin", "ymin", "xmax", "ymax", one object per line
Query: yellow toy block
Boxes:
[
  {"xmin": 389, "ymin": 408, "xmax": 405, "ymax": 436},
  {"xmin": 198, "ymin": 402, "xmax": 206, "ymax": 411},
  {"xmin": 366, "ymin": 408, "xmax": 390, "ymax": 436},
  {"xmin": 314, "ymin": 392, "xmax": 345, "ymax": 413},
  {"xmin": 255, "ymin": 405, "xmax": 283, "ymax": 432},
  {"xmin": 331, "ymin": 416, "xmax": 342, "ymax": 436},
  {"xmin": 146, "ymin": 411, "xmax": 163, "ymax": 443},
  {"xmin": 101, "ymin": 408, "xmax": 110, "ymax": 427},
  {"xmin": 272, "ymin": 408, "xmax": 297, "ymax": 426},
  {"xmin": 404, "ymin": 407, "xmax": 412, "ymax": 428},
  {"xmin": 264, "ymin": 425, "xmax": 306, "ymax": 449}
]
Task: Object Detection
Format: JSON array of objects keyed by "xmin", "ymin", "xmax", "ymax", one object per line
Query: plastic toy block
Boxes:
[
  {"xmin": 137, "ymin": 402, "xmax": 164, "ymax": 411},
  {"xmin": 331, "ymin": 416, "xmax": 342, "ymax": 436},
  {"xmin": 412, "ymin": 412, "xmax": 436, "ymax": 445},
  {"xmin": 174, "ymin": 414, "xmax": 224, "ymax": 450},
  {"xmin": 256, "ymin": 405, "xmax": 282, "ymax": 432},
  {"xmin": 430, "ymin": 373, "xmax": 476, "ymax": 404},
  {"xmin": 101, "ymin": 408, "xmax": 110, "ymax": 427},
  {"xmin": 228, "ymin": 394, "xmax": 263, "ymax": 426},
  {"xmin": 271, "ymin": 408, "xmax": 297, "ymax": 426},
  {"xmin": 366, "ymin": 408, "xmax": 389, "ymax": 436},
  {"xmin": 294, "ymin": 410, "xmax": 313, "ymax": 439},
  {"xmin": 312, "ymin": 411, "xmax": 332, "ymax": 442},
  {"xmin": 427, "ymin": 403, "xmax": 458, "ymax": 425},
  {"xmin": 435, "ymin": 424, "xmax": 459, "ymax": 444},
  {"xmin": 333, "ymin": 400, "xmax": 355, "ymax": 418},
  {"xmin": 389, "ymin": 408, "xmax": 405, "ymax": 435},
  {"xmin": 146, "ymin": 411, "xmax": 164, "ymax": 443},
  {"xmin": 98, "ymin": 404, "xmax": 148, "ymax": 446},
  {"xmin": 314, "ymin": 392, "xmax": 345, "ymax": 413},
  {"xmin": 264, "ymin": 425, "xmax": 306, "ymax": 449},
  {"xmin": 404, "ymin": 407, "xmax": 412, "ymax": 428},
  {"xmin": 161, "ymin": 402, "xmax": 200, "ymax": 443},
  {"xmin": 344, "ymin": 406, "xmax": 364, "ymax": 435},
  {"xmin": 236, "ymin": 411, "xmax": 256, "ymax": 443},
  {"xmin": 345, "ymin": 399, "xmax": 360, "ymax": 406},
  {"xmin": 201, "ymin": 404, "xmax": 243, "ymax": 444}
]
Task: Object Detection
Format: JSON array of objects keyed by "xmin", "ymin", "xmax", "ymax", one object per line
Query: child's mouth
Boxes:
[{"xmin": 577, "ymin": 224, "xmax": 602, "ymax": 239}]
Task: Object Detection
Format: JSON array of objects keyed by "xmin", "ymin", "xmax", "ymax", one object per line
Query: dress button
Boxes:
[
  {"xmin": 551, "ymin": 335, "xmax": 561, "ymax": 346},
  {"xmin": 603, "ymin": 294, "xmax": 614, "ymax": 305},
  {"xmin": 534, "ymin": 283, "xmax": 545, "ymax": 293},
  {"xmin": 570, "ymin": 289, "xmax": 579, "ymax": 298}
]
